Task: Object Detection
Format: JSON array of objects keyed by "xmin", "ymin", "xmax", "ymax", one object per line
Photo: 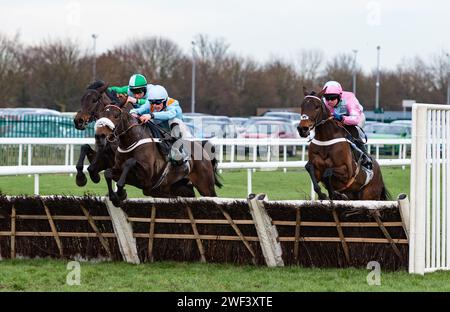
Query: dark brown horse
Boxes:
[
  {"xmin": 97, "ymin": 104, "xmax": 222, "ymax": 206},
  {"xmin": 73, "ymin": 81, "xmax": 197, "ymax": 197},
  {"xmin": 297, "ymin": 87, "xmax": 389, "ymax": 200}
]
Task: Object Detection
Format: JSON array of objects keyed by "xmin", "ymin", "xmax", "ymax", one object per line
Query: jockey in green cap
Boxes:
[{"xmin": 108, "ymin": 73, "xmax": 153, "ymax": 108}]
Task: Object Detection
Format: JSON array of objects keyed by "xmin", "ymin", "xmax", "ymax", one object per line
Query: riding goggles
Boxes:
[
  {"xmin": 324, "ymin": 94, "xmax": 340, "ymax": 101},
  {"xmin": 130, "ymin": 87, "xmax": 146, "ymax": 94},
  {"xmin": 149, "ymin": 99, "xmax": 166, "ymax": 105}
]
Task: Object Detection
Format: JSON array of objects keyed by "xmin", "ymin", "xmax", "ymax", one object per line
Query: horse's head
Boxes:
[
  {"xmin": 94, "ymin": 102, "xmax": 136, "ymax": 147},
  {"xmin": 74, "ymin": 81, "xmax": 109, "ymax": 130},
  {"xmin": 297, "ymin": 87, "xmax": 329, "ymax": 138}
]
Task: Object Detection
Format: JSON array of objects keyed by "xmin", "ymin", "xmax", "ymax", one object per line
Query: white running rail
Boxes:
[{"xmin": 409, "ymin": 104, "xmax": 450, "ymax": 274}]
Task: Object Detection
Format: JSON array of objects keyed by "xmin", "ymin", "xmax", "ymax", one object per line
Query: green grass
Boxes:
[
  {"xmin": 0, "ymin": 259, "xmax": 449, "ymax": 292},
  {"xmin": 0, "ymin": 167, "xmax": 410, "ymax": 199}
]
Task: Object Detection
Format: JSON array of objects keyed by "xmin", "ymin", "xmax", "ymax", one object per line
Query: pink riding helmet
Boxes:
[{"xmin": 323, "ymin": 81, "xmax": 343, "ymax": 95}]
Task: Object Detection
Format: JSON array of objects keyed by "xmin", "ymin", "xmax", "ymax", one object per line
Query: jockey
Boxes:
[
  {"xmin": 130, "ymin": 85, "xmax": 191, "ymax": 173},
  {"xmin": 108, "ymin": 73, "xmax": 152, "ymax": 108},
  {"xmin": 322, "ymin": 80, "xmax": 373, "ymax": 170}
]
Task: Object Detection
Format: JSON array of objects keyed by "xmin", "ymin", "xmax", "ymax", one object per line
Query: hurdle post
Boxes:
[
  {"xmin": 103, "ymin": 197, "xmax": 140, "ymax": 264},
  {"xmin": 247, "ymin": 193, "xmax": 284, "ymax": 267}
]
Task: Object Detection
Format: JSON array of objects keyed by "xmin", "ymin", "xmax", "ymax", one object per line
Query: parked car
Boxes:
[
  {"xmin": 230, "ymin": 117, "xmax": 249, "ymax": 133},
  {"xmin": 262, "ymin": 111, "xmax": 301, "ymax": 127},
  {"xmin": 201, "ymin": 120, "xmax": 239, "ymax": 139},
  {"xmin": 239, "ymin": 120, "xmax": 299, "ymax": 156}
]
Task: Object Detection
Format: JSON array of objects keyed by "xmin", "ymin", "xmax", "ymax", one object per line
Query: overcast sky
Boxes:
[{"xmin": 1, "ymin": 0, "xmax": 449, "ymax": 72}]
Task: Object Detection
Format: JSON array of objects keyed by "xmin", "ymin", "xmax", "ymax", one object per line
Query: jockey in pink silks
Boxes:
[{"xmin": 322, "ymin": 81, "xmax": 372, "ymax": 170}]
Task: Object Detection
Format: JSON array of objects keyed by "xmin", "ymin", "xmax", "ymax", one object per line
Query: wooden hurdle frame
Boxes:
[{"xmin": 0, "ymin": 194, "xmax": 410, "ymax": 269}]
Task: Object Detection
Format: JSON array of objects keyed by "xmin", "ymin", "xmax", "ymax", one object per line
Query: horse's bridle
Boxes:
[
  {"xmin": 301, "ymin": 95, "xmax": 334, "ymax": 131},
  {"xmin": 84, "ymin": 89, "xmax": 104, "ymax": 123},
  {"xmin": 103, "ymin": 105, "xmax": 142, "ymax": 140}
]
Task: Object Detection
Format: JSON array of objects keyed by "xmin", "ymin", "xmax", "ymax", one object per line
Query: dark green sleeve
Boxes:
[
  {"xmin": 107, "ymin": 86, "xmax": 128, "ymax": 94},
  {"xmin": 136, "ymin": 98, "xmax": 147, "ymax": 106}
]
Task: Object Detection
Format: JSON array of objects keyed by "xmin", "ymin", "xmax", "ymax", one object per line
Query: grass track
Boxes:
[{"xmin": 0, "ymin": 259, "xmax": 449, "ymax": 292}]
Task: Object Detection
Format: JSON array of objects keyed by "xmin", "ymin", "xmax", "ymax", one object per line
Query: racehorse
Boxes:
[
  {"xmin": 73, "ymin": 80, "xmax": 197, "ymax": 197},
  {"xmin": 97, "ymin": 104, "xmax": 222, "ymax": 206},
  {"xmin": 297, "ymin": 87, "xmax": 390, "ymax": 200}
]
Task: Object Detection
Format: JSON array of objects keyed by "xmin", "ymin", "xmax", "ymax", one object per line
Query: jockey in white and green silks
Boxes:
[{"xmin": 108, "ymin": 74, "xmax": 153, "ymax": 108}]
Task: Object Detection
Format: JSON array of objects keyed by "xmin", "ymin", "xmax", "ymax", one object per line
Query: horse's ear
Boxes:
[
  {"xmin": 98, "ymin": 83, "xmax": 109, "ymax": 94},
  {"xmin": 317, "ymin": 86, "xmax": 327, "ymax": 98},
  {"xmin": 302, "ymin": 86, "xmax": 309, "ymax": 97},
  {"xmin": 122, "ymin": 102, "xmax": 134, "ymax": 113}
]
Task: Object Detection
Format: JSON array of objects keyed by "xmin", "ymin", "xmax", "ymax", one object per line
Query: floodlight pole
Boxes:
[
  {"xmin": 352, "ymin": 49, "xmax": 358, "ymax": 95},
  {"xmin": 375, "ymin": 46, "xmax": 381, "ymax": 111},
  {"xmin": 191, "ymin": 41, "xmax": 196, "ymax": 113},
  {"xmin": 92, "ymin": 34, "xmax": 98, "ymax": 81}
]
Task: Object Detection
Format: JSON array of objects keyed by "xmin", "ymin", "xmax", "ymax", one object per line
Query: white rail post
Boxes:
[
  {"xmin": 34, "ymin": 174, "xmax": 40, "ymax": 195},
  {"xmin": 409, "ymin": 104, "xmax": 428, "ymax": 274},
  {"xmin": 283, "ymin": 145, "xmax": 287, "ymax": 173},
  {"xmin": 247, "ymin": 168, "xmax": 252, "ymax": 195}
]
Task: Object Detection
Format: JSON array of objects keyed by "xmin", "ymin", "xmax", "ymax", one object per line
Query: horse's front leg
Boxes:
[
  {"xmin": 305, "ymin": 161, "xmax": 327, "ymax": 200},
  {"xmin": 75, "ymin": 144, "xmax": 96, "ymax": 186},
  {"xmin": 116, "ymin": 158, "xmax": 138, "ymax": 202},
  {"xmin": 105, "ymin": 168, "xmax": 120, "ymax": 207}
]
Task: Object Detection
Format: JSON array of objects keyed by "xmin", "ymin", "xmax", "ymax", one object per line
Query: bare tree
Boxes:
[{"xmin": 295, "ymin": 49, "xmax": 324, "ymax": 83}]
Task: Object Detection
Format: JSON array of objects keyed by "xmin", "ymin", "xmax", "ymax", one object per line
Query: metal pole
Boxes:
[
  {"xmin": 447, "ymin": 53, "xmax": 450, "ymax": 105},
  {"xmin": 352, "ymin": 50, "xmax": 358, "ymax": 95},
  {"xmin": 375, "ymin": 46, "xmax": 381, "ymax": 111},
  {"xmin": 191, "ymin": 41, "xmax": 196, "ymax": 113},
  {"xmin": 92, "ymin": 34, "xmax": 98, "ymax": 81}
]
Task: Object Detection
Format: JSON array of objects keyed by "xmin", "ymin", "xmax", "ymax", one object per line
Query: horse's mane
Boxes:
[{"xmin": 87, "ymin": 80, "xmax": 106, "ymax": 90}]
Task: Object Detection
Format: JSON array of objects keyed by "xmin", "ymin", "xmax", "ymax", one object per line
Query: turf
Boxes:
[
  {"xmin": 0, "ymin": 167, "xmax": 410, "ymax": 200},
  {"xmin": 0, "ymin": 259, "xmax": 448, "ymax": 292}
]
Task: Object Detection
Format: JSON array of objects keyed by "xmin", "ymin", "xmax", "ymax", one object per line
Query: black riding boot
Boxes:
[
  {"xmin": 169, "ymin": 123, "xmax": 190, "ymax": 174},
  {"xmin": 354, "ymin": 140, "xmax": 373, "ymax": 170}
]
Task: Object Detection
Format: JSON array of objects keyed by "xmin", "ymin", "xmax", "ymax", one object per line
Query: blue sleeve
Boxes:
[
  {"xmin": 136, "ymin": 102, "xmax": 150, "ymax": 115},
  {"xmin": 153, "ymin": 105, "xmax": 180, "ymax": 121}
]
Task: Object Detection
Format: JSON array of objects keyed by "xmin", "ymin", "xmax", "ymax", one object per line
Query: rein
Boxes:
[{"xmin": 104, "ymin": 105, "xmax": 143, "ymax": 139}]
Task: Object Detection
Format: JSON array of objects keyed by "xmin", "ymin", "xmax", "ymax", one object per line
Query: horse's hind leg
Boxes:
[
  {"xmin": 171, "ymin": 179, "xmax": 196, "ymax": 197},
  {"xmin": 76, "ymin": 144, "xmax": 96, "ymax": 186},
  {"xmin": 322, "ymin": 168, "xmax": 347, "ymax": 200},
  {"xmin": 305, "ymin": 161, "xmax": 327, "ymax": 200},
  {"xmin": 189, "ymin": 171, "xmax": 217, "ymax": 197}
]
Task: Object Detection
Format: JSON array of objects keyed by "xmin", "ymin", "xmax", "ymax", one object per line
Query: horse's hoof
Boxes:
[
  {"xmin": 318, "ymin": 193, "xmax": 328, "ymax": 200},
  {"xmin": 108, "ymin": 193, "xmax": 121, "ymax": 207},
  {"xmin": 89, "ymin": 172, "xmax": 101, "ymax": 184},
  {"xmin": 118, "ymin": 189, "xmax": 128, "ymax": 201},
  {"xmin": 75, "ymin": 173, "xmax": 87, "ymax": 187}
]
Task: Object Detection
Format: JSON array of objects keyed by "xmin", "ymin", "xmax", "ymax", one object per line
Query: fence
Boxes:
[
  {"xmin": 409, "ymin": 104, "xmax": 450, "ymax": 274},
  {"xmin": 0, "ymin": 137, "xmax": 411, "ymax": 167}
]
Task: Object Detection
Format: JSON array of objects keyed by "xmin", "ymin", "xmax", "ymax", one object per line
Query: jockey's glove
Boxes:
[
  {"xmin": 127, "ymin": 96, "xmax": 137, "ymax": 104},
  {"xmin": 333, "ymin": 112, "xmax": 343, "ymax": 121}
]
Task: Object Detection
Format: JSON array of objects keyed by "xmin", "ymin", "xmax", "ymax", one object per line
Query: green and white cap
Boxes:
[{"xmin": 128, "ymin": 74, "xmax": 147, "ymax": 89}]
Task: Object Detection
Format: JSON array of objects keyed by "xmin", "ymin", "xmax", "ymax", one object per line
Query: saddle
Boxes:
[{"xmin": 143, "ymin": 121, "xmax": 177, "ymax": 161}]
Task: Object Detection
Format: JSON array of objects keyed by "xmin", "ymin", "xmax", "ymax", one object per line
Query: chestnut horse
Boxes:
[
  {"xmin": 97, "ymin": 104, "xmax": 222, "ymax": 206},
  {"xmin": 73, "ymin": 80, "xmax": 197, "ymax": 197},
  {"xmin": 297, "ymin": 87, "xmax": 390, "ymax": 200}
]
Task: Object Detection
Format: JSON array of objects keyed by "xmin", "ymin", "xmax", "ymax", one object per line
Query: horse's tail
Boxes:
[{"xmin": 211, "ymin": 155, "xmax": 223, "ymax": 189}]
